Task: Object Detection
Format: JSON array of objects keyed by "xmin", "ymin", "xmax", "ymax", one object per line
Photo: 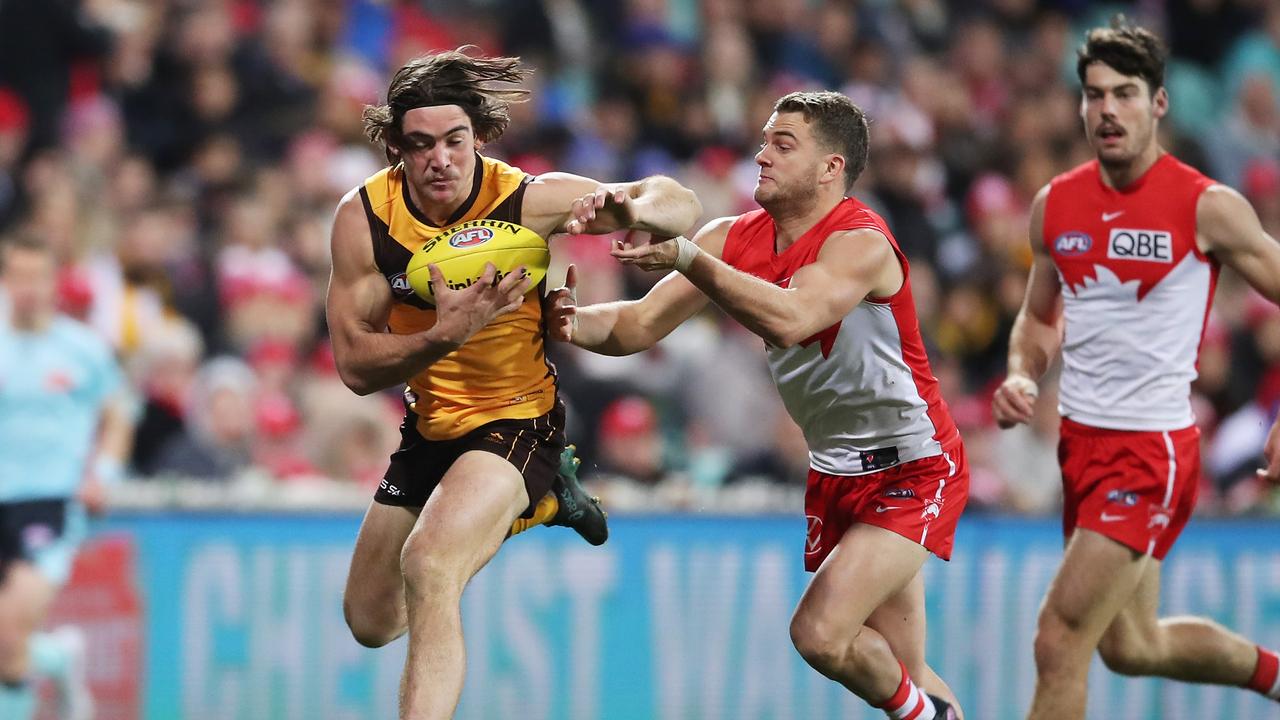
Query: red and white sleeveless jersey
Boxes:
[
  {"xmin": 1043, "ymin": 155, "xmax": 1218, "ymax": 431},
  {"xmin": 721, "ymin": 198, "xmax": 960, "ymax": 476}
]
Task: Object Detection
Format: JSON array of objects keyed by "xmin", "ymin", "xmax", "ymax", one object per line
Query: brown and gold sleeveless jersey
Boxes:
[{"xmin": 358, "ymin": 155, "xmax": 557, "ymax": 441}]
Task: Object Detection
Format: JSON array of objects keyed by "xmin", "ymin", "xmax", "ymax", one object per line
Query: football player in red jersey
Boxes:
[
  {"xmin": 992, "ymin": 20, "xmax": 1280, "ymax": 719},
  {"xmin": 550, "ymin": 91, "xmax": 965, "ymax": 720}
]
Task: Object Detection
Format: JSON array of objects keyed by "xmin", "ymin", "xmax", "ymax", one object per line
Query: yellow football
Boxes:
[{"xmin": 406, "ymin": 220, "xmax": 549, "ymax": 305}]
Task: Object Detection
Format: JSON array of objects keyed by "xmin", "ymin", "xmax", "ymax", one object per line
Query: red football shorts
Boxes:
[
  {"xmin": 1059, "ymin": 417, "xmax": 1200, "ymax": 560},
  {"xmin": 804, "ymin": 442, "xmax": 968, "ymax": 571}
]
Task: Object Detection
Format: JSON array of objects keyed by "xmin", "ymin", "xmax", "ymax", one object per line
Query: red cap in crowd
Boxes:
[
  {"xmin": 1244, "ymin": 158, "xmax": 1280, "ymax": 202},
  {"xmin": 0, "ymin": 88, "xmax": 29, "ymax": 134},
  {"xmin": 600, "ymin": 396, "xmax": 658, "ymax": 439}
]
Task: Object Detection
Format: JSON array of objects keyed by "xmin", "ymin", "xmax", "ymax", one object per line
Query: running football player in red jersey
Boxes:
[
  {"xmin": 549, "ymin": 91, "xmax": 965, "ymax": 720},
  {"xmin": 992, "ymin": 20, "xmax": 1280, "ymax": 720}
]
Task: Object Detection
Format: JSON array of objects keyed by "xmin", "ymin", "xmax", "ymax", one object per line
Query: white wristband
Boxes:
[
  {"xmin": 94, "ymin": 456, "xmax": 125, "ymax": 485},
  {"xmin": 672, "ymin": 235, "xmax": 699, "ymax": 273},
  {"xmin": 1012, "ymin": 374, "xmax": 1039, "ymax": 399}
]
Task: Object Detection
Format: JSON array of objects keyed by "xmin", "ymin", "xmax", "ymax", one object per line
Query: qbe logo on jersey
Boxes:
[
  {"xmin": 449, "ymin": 227, "xmax": 493, "ymax": 248},
  {"xmin": 1108, "ymin": 228, "xmax": 1173, "ymax": 263}
]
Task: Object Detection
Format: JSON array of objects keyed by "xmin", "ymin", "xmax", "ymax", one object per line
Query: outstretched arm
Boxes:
[
  {"xmin": 521, "ymin": 173, "xmax": 702, "ymax": 239},
  {"xmin": 325, "ymin": 189, "xmax": 531, "ymax": 395},
  {"xmin": 993, "ymin": 185, "xmax": 1064, "ymax": 429},
  {"xmin": 543, "ymin": 222, "xmax": 730, "ymax": 356},
  {"xmin": 607, "ymin": 221, "xmax": 903, "ymax": 349},
  {"xmin": 1197, "ymin": 184, "xmax": 1280, "ymax": 482}
]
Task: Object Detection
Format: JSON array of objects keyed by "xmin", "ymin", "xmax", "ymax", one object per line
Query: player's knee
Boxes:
[
  {"xmin": 789, "ymin": 611, "xmax": 855, "ymax": 674},
  {"xmin": 342, "ymin": 599, "xmax": 398, "ymax": 649},
  {"xmin": 1033, "ymin": 607, "xmax": 1083, "ymax": 673},
  {"xmin": 346, "ymin": 621, "xmax": 396, "ymax": 649},
  {"xmin": 398, "ymin": 534, "xmax": 462, "ymax": 600},
  {"xmin": 1032, "ymin": 626, "xmax": 1062, "ymax": 674},
  {"xmin": 1098, "ymin": 634, "xmax": 1152, "ymax": 676}
]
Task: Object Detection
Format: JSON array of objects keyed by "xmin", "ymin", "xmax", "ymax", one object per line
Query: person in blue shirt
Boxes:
[{"xmin": 0, "ymin": 233, "xmax": 133, "ymax": 720}]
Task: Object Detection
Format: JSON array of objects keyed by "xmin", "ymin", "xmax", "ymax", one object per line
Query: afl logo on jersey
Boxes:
[
  {"xmin": 1054, "ymin": 232, "xmax": 1092, "ymax": 255},
  {"xmin": 389, "ymin": 272, "xmax": 414, "ymax": 297},
  {"xmin": 449, "ymin": 227, "xmax": 493, "ymax": 248}
]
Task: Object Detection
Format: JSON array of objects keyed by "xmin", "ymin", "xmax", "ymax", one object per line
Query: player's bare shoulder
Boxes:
[
  {"xmin": 330, "ymin": 187, "xmax": 377, "ymax": 275},
  {"xmin": 1028, "ymin": 183, "xmax": 1052, "ymax": 255},
  {"xmin": 816, "ymin": 227, "xmax": 901, "ymax": 298},
  {"xmin": 333, "ymin": 186, "xmax": 365, "ymax": 227},
  {"xmin": 1195, "ymin": 182, "xmax": 1255, "ymax": 253},
  {"xmin": 1195, "ymin": 181, "xmax": 1280, "ymax": 300},
  {"xmin": 822, "ymin": 226, "xmax": 890, "ymax": 250},
  {"xmin": 690, "ymin": 215, "xmax": 737, "ymax": 259},
  {"xmin": 329, "ymin": 188, "xmax": 381, "ymax": 282}
]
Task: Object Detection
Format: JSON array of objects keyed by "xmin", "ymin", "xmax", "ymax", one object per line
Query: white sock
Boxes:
[
  {"xmin": 30, "ymin": 631, "xmax": 71, "ymax": 679},
  {"xmin": 32, "ymin": 627, "xmax": 92, "ymax": 720}
]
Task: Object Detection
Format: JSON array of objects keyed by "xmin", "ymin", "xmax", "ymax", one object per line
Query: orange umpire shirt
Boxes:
[{"xmin": 357, "ymin": 155, "xmax": 557, "ymax": 440}]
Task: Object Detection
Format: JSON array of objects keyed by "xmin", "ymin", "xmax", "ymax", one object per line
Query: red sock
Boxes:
[
  {"xmin": 1248, "ymin": 646, "xmax": 1280, "ymax": 700},
  {"xmin": 873, "ymin": 660, "xmax": 936, "ymax": 719}
]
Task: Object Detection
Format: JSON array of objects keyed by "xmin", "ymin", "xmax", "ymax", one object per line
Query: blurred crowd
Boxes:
[{"xmin": 1, "ymin": 0, "xmax": 1278, "ymax": 514}]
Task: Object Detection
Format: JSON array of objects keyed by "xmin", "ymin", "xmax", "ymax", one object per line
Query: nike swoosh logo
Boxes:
[
  {"xmin": 1102, "ymin": 211, "xmax": 1124, "ymax": 222},
  {"xmin": 1100, "ymin": 512, "xmax": 1127, "ymax": 522},
  {"xmin": 874, "ymin": 505, "xmax": 901, "ymax": 513}
]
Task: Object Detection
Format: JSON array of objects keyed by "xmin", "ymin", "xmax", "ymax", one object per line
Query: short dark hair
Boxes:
[
  {"xmin": 1076, "ymin": 17, "xmax": 1165, "ymax": 94},
  {"xmin": 363, "ymin": 47, "xmax": 530, "ymax": 160},
  {"xmin": 773, "ymin": 91, "xmax": 870, "ymax": 189}
]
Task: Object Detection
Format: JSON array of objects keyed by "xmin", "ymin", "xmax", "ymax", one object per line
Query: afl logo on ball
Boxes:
[
  {"xmin": 1054, "ymin": 232, "xmax": 1092, "ymax": 255},
  {"xmin": 449, "ymin": 227, "xmax": 493, "ymax": 248},
  {"xmin": 389, "ymin": 272, "xmax": 413, "ymax": 297}
]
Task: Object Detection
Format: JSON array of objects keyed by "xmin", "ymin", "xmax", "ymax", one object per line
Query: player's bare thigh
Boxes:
[
  {"xmin": 343, "ymin": 501, "xmax": 419, "ymax": 648},
  {"xmin": 1041, "ymin": 528, "xmax": 1149, "ymax": 642},
  {"xmin": 795, "ymin": 523, "xmax": 929, "ymax": 636},
  {"xmin": 400, "ymin": 450, "xmax": 530, "ymax": 592}
]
